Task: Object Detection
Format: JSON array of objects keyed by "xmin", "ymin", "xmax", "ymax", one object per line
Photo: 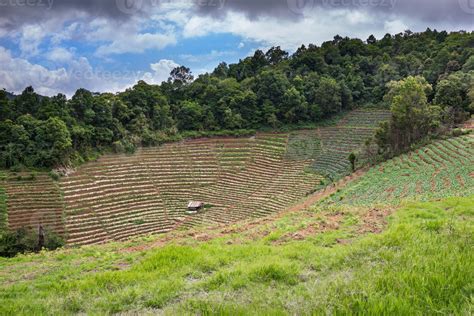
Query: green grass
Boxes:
[{"xmin": 0, "ymin": 196, "xmax": 472, "ymax": 315}]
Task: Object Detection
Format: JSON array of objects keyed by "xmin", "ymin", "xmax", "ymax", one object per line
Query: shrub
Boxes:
[
  {"xmin": 113, "ymin": 139, "xmax": 137, "ymax": 154},
  {"xmin": 49, "ymin": 170, "xmax": 60, "ymax": 181},
  {"xmin": 10, "ymin": 164, "xmax": 24, "ymax": 173},
  {"xmin": 451, "ymin": 128, "xmax": 471, "ymax": 137},
  {"xmin": 0, "ymin": 227, "xmax": 65, "ymax": 257}
]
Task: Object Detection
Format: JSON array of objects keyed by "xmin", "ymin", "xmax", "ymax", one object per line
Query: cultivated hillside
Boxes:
[
  {"xmin": 0, "ymin": 132, "xmax": 472, "ymax": 315},
  {"xmin": 324, "ymin": 134, "xmax": 474, "ymax": 206},
  {"xmin": 1, "ymin": 109, "xmax": 390, "ymax": 246}
]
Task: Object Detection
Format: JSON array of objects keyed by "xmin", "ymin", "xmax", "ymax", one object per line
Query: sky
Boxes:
[{"xmin": 0, "ymin": 0, "xmax": 472, "ymax": 97}]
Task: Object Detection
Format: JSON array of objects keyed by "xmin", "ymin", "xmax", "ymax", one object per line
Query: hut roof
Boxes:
[{"xmin": 188, "ymin": 201, "xmax": 204, "ymax": 209}]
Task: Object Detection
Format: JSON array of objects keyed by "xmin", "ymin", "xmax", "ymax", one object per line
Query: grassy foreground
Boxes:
[{"xmin": 0, "ymin": 196, "xmax": 472, "ymax": 315}]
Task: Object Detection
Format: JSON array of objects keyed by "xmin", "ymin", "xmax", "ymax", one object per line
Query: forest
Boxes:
[{"xmin": 0, "ymin": 29, "xmax": 473, "ymax": 169}]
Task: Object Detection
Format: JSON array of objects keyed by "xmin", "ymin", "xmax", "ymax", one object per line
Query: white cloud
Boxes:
[
  {"xmin": 180, "ymin": 10, "xmax": 388, "ymax": 51},
  {"xmin": 0, "ymin": 46, "xmax": 143, "ymax": 97},
  {"xmin": 47, "ymin": 47, "xmax": 74, "ymax": 62},
  {"xmin": 19, "ymin": 24, "xmax": 45, "ymax": 56},
  {"xmin": 141, "ymin": 59, "xmax": 179, "ymax": 85},
  {"xmin": 179, "ymin": 50, "xmax": 236, "ymax": 63},
  {"xmin": 0, "ymin": 46, "xmax": 68, "ymax": 96},
  {"xmin": 384, "ymin": 20, "xmax": 409, "ymax": 35},
  {"xmin": 96, "ymin": 32, "xmax": 177, "ymax": 56}
]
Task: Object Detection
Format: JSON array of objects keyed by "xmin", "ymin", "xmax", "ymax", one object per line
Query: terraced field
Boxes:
[
  {"xmin": 288, "ymin": 109, "xmax": 391, "ymax": 179},
  {"xmin": 323, "ymin": 134, "xmax": 474, "ymax": 206},
  {"xmin": 1, "ymin": 109, "xmax": 390, "ymax": 246},
  {"xmin": 60, "ymin": 133, "xmax": 326, "ymax": 246},
  {"xmin": 1, "ymin": 174, "xmax": 64, "ymax": 236},
  {"xmin": 0, "ymin": 173, "xmax": 6, "ymax": 231}
]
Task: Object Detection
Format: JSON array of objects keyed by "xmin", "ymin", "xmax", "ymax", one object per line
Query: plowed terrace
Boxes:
[{"xmin": 2, "ymin": 110, "xmax": 391, "ymax": 246}]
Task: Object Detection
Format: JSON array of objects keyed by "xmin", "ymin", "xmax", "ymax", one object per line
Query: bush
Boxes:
[
  {"xmin": 48, "ymin": 170, "xmax": 60, "ymax": 181},
  {"xmin": 9, "ymin": 164, "xmax": 24, "ymax": 173},
  {"xmin": 29, "ymin": 171, "xmax": 37, "ymax": 181},
  {"xmin": 113, "ymin": 139, "xmax": 137, "ymax": 154},
  {"xmin": 5, "ymin": 228, "xmax": 64, "ymax": 257},
  {"xmin": 451, "ymin": 128, "xmax": 471, "ymax": 137},
  {"xmin": 0, "ymin": 227, "xmax": 65, "ymax": 257}
]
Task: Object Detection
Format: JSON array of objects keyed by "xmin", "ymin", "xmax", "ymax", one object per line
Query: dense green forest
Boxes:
[{"xmin": 0, "ymin": 29, "xmax": 473, "ymax": 169}]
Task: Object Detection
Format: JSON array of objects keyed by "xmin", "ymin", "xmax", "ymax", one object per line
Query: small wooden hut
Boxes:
[{"xmin": 187, "ymin": 201, "xmax": 204, "ymax": 214}]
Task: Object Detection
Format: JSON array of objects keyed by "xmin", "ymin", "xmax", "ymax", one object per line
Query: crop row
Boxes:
[
  {"xmin": 285, "ymin": 110, "xmax": 390, "ymax": 180},
  {"xmin": 2, "ymin": 174, "xmax": 64, "ymax": 234},
  {"xmin": 323, "ymin": 135, "xmax": 474, "ymax": 206},
  {"xmin": 58, "ymin": 132, "xmax": 324, "ymax": 246}
]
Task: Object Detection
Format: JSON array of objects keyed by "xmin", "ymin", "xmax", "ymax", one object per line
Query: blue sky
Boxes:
[{"xmin": 0, "ymin": 0, "xmax": 472, "ymax": 97}]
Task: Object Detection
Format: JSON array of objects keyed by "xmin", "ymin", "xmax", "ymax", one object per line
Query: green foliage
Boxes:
[
  {"xmin": 48, "ymin": 170, "xmax": 61, "ymax": 181},
  {"xmin": 314, "ymin": 76, "xmax": 343, "ymax": 116},
  {"xmin": 348, "ymin": 152, "xmax": 357, "ymax": 171},
  {"xmin": 376, "ymin": 76, "xmax": 441, "ymax": 156},
  {"xmin": 433, "ymin": 72, "xmax": 474, "ymax": 125},
  {"xmin": 1, "ymin": 30, "xmax": 473, "ymax": 169},
  {"xmin": 0, "ymin": 227, "xmax": 64, "ymax": 258}
]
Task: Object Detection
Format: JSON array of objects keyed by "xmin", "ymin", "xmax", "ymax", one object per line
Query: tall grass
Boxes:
[{"xmin": 0, "ymin": 196, "xmax": 472, "ymax": 315}]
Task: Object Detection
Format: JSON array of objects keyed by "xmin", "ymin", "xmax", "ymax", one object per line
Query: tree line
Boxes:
[{"xmin": 0, "ymin": 29, "xmax": 473, "ymax": 170}]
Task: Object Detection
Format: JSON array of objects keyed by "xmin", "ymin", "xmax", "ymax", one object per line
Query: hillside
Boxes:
[
  {"xmin": 1, "ymin": 109, "xmax": 390, "ymax": 246},
  {"xmin": 0, "ymin": 172, "xmax": 6, "ymax": 231},
  {"xmin": 0, "ymin": 132, "xmax": 472, "ymax": 314},
  {"xmin": 324, "ymin": 134, "xmax": 474, "ymax": 206}
]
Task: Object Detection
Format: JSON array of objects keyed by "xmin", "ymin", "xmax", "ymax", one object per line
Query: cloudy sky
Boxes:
[{"xmin": 0, "ymin": 0, "xmax": 472, "ymax": 96}]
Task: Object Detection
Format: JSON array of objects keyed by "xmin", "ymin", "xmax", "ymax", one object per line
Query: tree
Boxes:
[
  {"xmin": 376, "ymin": 76, "xmax": 435, "ymax": 155},
  {"xmin": 265, "ymin": 46, "xmax": 289, "ymax": 65},
  {"xmin": 434, "ymin": 72, "xmax": 473, "ymax": 124},
  {"xmin": 462, "ymin": 55, "xmax": 474, "ymax": 72},
  {"xmin": 0, "ymin": 91, "xmax": 12, "ymax": 122},
  {"xmin": 254, "ymin": 70, "xmax": 291, "ymax": 112},
  {"xmin": 212, "ymin": 62, "xmax": 229, "ymax": 79},
  {"xmin": 348, "ymin": 152, "xmax": 357, "ymax": 172},
  {"xmin": 176, "ymin": 101, "xmax": 203, "ymax": 131},
  {"xmin": 282, "ymin": 87, "xmax": 308, "ymax": 123},
  {"xmin": 0, "ymin": 29, "xmax": 472, "ymax": 170},
  {"xmin": 34, "ymin": 117, "xmax": 72, "ymax": 167},
  {"xmin": 367, "ymin": 35, "xmax": 377, "ymax": 45},
  {"xmin": 314, "ymin": 77, "xmax": 342, "ymax": 116},
  {"xmin": 169, "ymin": 66, "xmax": 194, "ymax": 85},
  {"xmin": 37, "ymin": 94, "xmax": 70, "ymax": 122},
  {"xmin": 12, "ymin": 87, "xmax": 40, "ymax": 118}
]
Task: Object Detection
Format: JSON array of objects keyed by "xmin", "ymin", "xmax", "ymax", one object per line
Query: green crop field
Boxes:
[{"xmin": 322, "ymin": 135, "xmax": 474, "ymax": 206}]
